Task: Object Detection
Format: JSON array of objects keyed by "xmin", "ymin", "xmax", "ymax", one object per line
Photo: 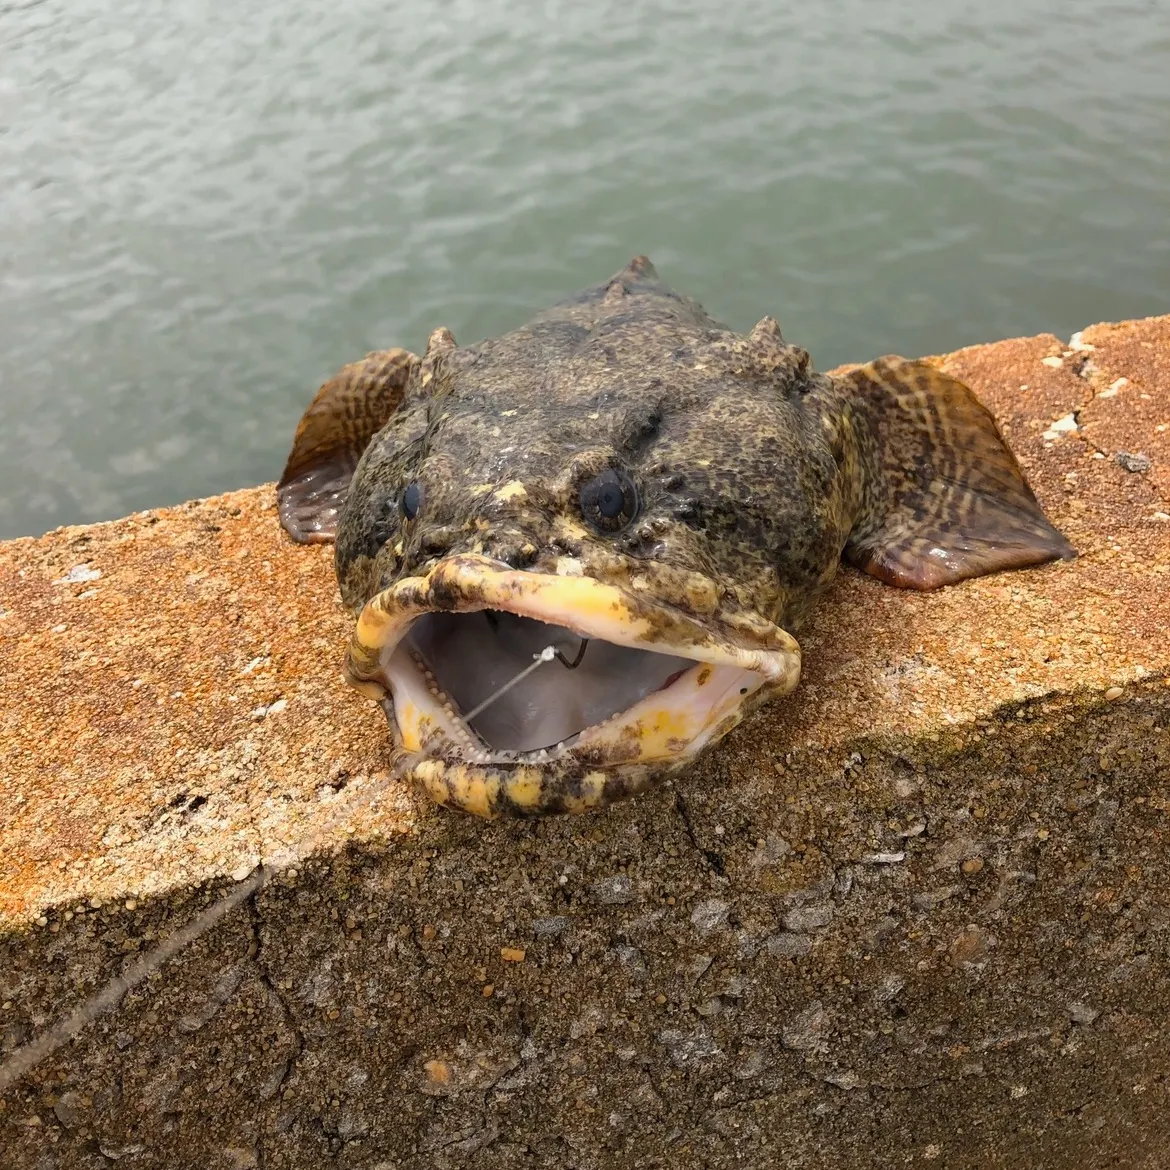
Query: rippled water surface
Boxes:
[{"xmin": 1, "ymin": 0, "xmax": 1168, "ymax": 537}]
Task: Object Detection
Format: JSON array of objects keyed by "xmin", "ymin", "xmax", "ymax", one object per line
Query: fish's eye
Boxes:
[
  {"xmin": 579, "ymin": 468, "xmax": 639, "ymax": 533},
  {"xmin": 401, "ymin": 481, "xmax": 423, "ymax": 520}
]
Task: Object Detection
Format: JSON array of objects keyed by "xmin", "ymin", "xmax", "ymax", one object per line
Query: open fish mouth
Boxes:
[{"xmin": 344, "ymin": 554, "xmax": 801, "ymax": 816}]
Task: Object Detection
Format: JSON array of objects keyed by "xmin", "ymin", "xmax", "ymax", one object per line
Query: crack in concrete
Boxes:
[
  {"xmin": 246, "ymin": 891, "xmax": 304, "ymax": 1154},
  {"xmin": 642, "ymin": 1061, "xmax": 674, "ymax": 1118},
  {"xmin": 672, "ymin": 786, "xmax": 724, "ymax": 874},
  {"xmin": 420, "ymin": 1117, "xmax": 503, "ymax": 1160},
  {"xmin": 1065, "ymin": 330, "xmax": 1114, "ymax": 460},
  {"xmin": 672, "ymin": 786, "xmax": 702, "ymax": 855}
]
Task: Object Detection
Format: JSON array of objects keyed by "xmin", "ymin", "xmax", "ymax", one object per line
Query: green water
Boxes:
[{"xmin": 1, "ymin": 0, "xmax": 1168, "ymax": 539}]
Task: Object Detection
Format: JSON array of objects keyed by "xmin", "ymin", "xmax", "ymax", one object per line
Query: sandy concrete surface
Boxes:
[{"xmin": 1, "ymin": 318, "xmax": 1167, "ymax": 1168}]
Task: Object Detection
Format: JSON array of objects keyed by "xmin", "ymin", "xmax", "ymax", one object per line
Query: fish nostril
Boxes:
[
  {"xmin": 501, "ymin": 544, "xmax": 537, "ymax": 570},
  {"xmin": 484, "ymin": 535, "xmax": 538, "ymax": 569}
]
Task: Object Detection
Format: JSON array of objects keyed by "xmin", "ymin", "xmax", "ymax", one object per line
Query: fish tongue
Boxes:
[
  {"xmin": 471, "ymin": 665, "xmax": 588, "ymax": 753},
  {"xmin": 519, "ymin": 694, "xmax": 589, "ymax": 753}
]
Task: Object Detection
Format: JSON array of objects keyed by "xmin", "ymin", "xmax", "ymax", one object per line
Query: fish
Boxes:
[{"xmin": 277, "ymin": 256, "xmax": 1074, "ymax": 818}]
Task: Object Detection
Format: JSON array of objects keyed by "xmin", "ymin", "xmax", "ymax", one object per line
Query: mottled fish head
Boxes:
[
  {"xmin": 327, "ymin": 260, "xmax": 829, "ymax": 816},
  {"xmin": 280, "ymin": 257, "xmax": 1074, "ymax": 817}
]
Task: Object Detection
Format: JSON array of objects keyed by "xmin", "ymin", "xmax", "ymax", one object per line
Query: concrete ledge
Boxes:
[{"xmin": 1, "ymin": 318, "xmax": 1168, "ymax": 1168}]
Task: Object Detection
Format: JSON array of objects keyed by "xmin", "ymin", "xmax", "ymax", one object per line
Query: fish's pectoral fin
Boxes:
[
  {"xmin": 842, "ymin": 356, "xmax": 1075, "ymax": 591},
  {"xmin": 278, "ymin": 347, "xmax": 419, "ymax": 544}
]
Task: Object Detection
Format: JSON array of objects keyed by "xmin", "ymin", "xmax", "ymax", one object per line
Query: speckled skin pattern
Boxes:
[
  {"xmin": 280, "ymin": 256, "xmax": 1072, "ymax": 815},
  {"xmin": 338, "ymin": 260, "xmax": 853, "ymax": 624}
]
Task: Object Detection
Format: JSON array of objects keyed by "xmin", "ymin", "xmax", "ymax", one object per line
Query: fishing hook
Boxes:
[{"xmin": 554, "ymin": 638, "xmax": 589, "ymax": 669}]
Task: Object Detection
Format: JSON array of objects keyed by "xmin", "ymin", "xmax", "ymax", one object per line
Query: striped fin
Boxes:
[
  {"xmin": 842, "ymin": 356, "xmax": 1075, "ymax": 590},
  {"xmin": 278, "ymin": 348, "xmax": 418, "ymax": 544}
]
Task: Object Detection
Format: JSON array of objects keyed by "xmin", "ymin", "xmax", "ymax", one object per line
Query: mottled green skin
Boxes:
[
  {"xmin": 336, "ymin": 257, "xmax": 874, "ymax": 632},
  {"xmin": 305, "ymin": 255, "xmax": 1073, "ymax": 815}
]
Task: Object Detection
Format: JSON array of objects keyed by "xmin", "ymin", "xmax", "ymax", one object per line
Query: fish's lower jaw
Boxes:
[
  {"xmin": 381, "ymin": 658, "xmax": 767, "ymax": 817},
  {"xmin": 384, "ymin": 661, "xmax": 787, "ymax": 818},
  {"xmin": 405, "ymin": 755, "xmax": 676, "ymax": 819}
]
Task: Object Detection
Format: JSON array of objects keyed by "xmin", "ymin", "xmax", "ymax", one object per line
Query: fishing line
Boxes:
[
  {"xmin": 0, "ymin": 644, "xmax": 566, "ymax": 1094},
  {"xmin": 461, "ymin": 644, "xmax": 557, "ymax": 722}
]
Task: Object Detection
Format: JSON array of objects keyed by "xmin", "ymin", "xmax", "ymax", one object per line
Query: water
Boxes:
[{"xmin": 1, "ymin": 0, "xmax": 1167, "ymax": 539}]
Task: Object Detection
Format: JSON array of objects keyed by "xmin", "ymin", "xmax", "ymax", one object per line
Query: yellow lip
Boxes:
[{"xmin": 342, "ymin": 553, "xmax": 801, "ymax": 817}]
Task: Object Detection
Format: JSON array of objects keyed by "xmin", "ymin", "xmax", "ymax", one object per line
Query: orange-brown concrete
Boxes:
[{"xmin": 1, "ymin": 319, "xmax": 1167, "ymax": 1169}]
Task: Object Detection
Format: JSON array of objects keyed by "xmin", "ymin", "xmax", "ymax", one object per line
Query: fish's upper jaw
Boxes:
[{"xmin": 344, "ymin": 554, "xmax": 801, "ymax": 817}]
